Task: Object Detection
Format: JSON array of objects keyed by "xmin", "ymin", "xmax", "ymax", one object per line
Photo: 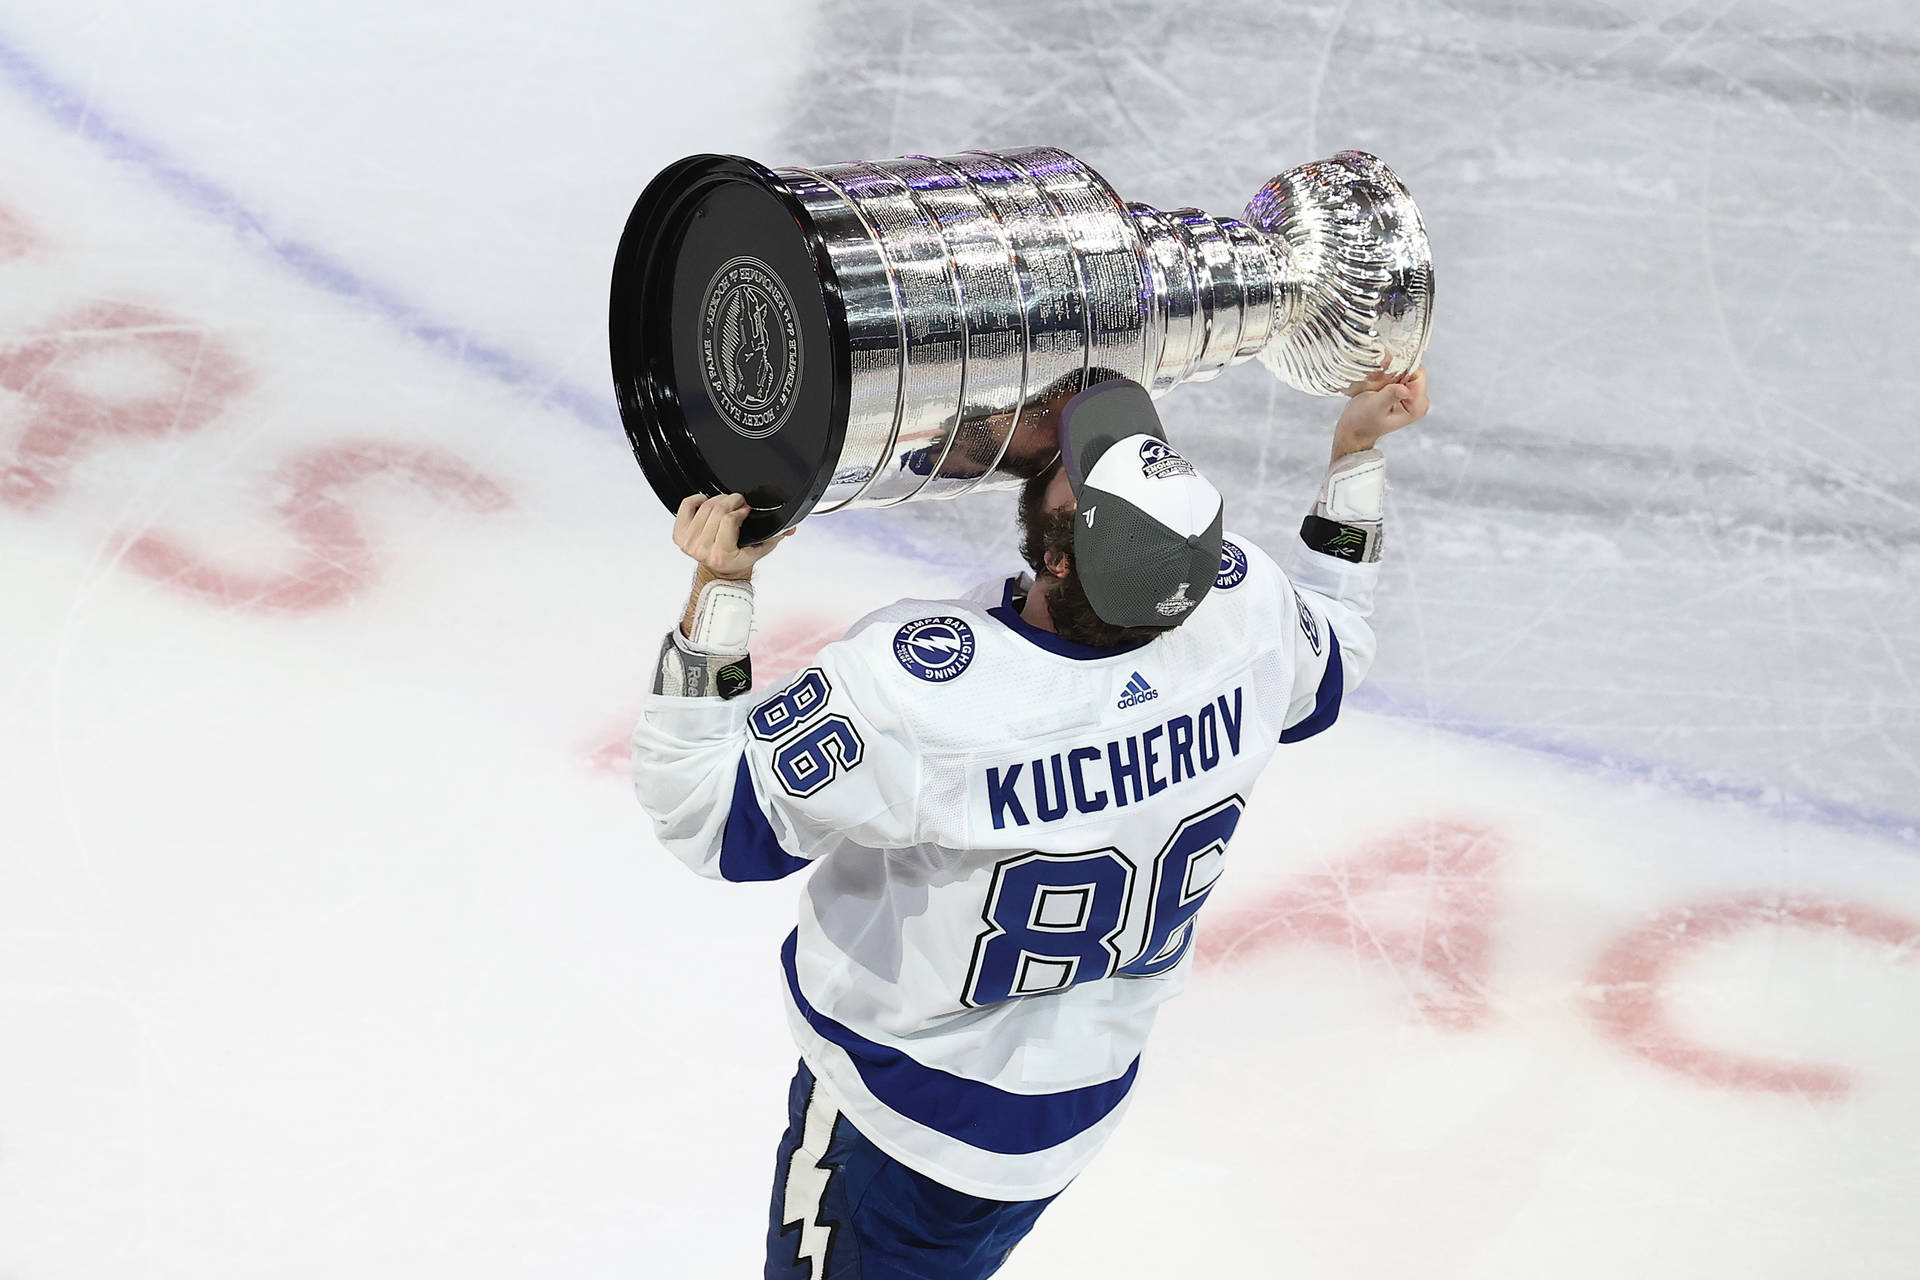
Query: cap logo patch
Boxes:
[
  {"xmin": 1216, "ymin": 540, "xmax": 1248, "ymax": 590},
  {"xmin": 1138, "ymin": 438, "xmax": 1196, "ymax": 481},
  {"xmin": 893, "ymin": 616, "xmax": 977, "ymax": 683},
  {"xmin": 1154, "ymin": 581, "xmax": 1196, "ymax": 617}
]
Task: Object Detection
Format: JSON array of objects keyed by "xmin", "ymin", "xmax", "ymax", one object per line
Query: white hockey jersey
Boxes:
[{"xmin": 631, "ymin": 532, "xmax": 1377, "ymax": 1200}]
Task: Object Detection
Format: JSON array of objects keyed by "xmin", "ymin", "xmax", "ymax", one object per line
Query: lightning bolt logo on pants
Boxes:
[{"xmin": 780, "ymin": 1083, "xmax": 841, "ymax": 1277}]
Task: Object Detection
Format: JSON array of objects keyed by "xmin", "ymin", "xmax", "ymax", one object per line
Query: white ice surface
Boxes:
[{"xmin": 2, "ymin": 3, "xmax": 1917, "ymax": 1278}]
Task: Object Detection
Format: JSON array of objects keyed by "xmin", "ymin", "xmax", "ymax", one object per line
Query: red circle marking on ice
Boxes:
[
  {"xmin": 1198, "ymin": 819, "xmax": 1506, "ymax": 1030},
  {"xmin": 1586, "ymin": 895, "xmax": 1920, "ymax": 1098},
  {"xmin": 118, "ymin": 441, "xmax": 511, "ymax": 613}
]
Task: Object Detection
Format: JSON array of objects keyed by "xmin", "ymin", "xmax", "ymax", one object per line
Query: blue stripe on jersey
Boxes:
[
  {"xmin": 781, "ymin": 931, "xmax": 1138, "ymax": 1155},
  {"xmin": 988, "ymin": 578, "xmax": 1154, "ymax": 661},
  {"xmin": 719, "ymin": 757, "xmax": 811, "ymax": 882},
  {"xmin": 1279, "ymin": 626, "xmax": 1344, "ymax": 744}
]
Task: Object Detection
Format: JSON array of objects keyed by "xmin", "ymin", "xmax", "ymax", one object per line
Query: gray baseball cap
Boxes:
[{"xmin": 1057, "ymin": 379, "xmax": 1224, "ymax": 629}]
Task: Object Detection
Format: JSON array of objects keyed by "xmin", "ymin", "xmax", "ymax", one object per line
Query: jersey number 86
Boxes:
[
  {"xmin": 962, "ymin": 796, "xmax": 1245, "ymax": 1007},
  {"xmin": 750, "ymin": 668, "xmax": 865, "ymax": 799}
]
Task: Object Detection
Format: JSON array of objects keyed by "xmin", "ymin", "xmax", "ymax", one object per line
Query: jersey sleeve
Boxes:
[
  {"xmin": 630, "ymin": 612, "xmax": 922, "ymax": 882},
  {"xmin": 1263, "ymin": 537, "xmax": 1380, "ymax": 743}
]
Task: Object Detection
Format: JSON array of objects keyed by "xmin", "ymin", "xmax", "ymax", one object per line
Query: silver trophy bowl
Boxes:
[{"xmin": 610, "ymin": 147, "xmax": 1432, "ymax": 542}]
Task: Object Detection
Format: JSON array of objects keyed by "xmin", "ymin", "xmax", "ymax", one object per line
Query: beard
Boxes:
[{"xmin": 1017, "ymin": 464, "xmax": 1174, "ymax": 651}]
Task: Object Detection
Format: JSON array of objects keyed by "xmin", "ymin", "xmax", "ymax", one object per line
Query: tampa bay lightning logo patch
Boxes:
[
  {"xmin": 893, "ymin": 616, "xmax": 977, "ymax": 683},
  {"xmin": 1215, "ymin": 539, "xmax": 1248, "ymax": 589}
]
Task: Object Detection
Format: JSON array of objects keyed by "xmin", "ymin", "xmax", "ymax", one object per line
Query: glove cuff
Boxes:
[
  {"xmin": 652, "ymin": 631, "xmax": 754, "ymax": 700},
  {"xmin": 683, "ymin": 573, "xmax": 754, "ymax": 656},
  {"xmin": 1302, "ymin": 449, "xmax": 1386, "ymax": 564}
]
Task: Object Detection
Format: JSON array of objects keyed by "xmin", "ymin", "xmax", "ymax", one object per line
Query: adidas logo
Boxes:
[{"xmin": 1116, "ymin": 671, "xmax": 1159, "ymax": 709}]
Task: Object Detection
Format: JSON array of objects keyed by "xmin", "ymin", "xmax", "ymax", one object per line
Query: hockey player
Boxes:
[{"xmin": 633, "ymin": 368, "xmax": 1431, "ymax": 1279}]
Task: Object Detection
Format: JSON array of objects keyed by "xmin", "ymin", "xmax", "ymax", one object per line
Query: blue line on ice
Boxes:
[
  {"xmin": 1, "ymin": 24, "xmax": 1911, "ymax": 850},
  {"xmin": 0, "ymin": 26, "xmax": 612, "ymax": 430}
]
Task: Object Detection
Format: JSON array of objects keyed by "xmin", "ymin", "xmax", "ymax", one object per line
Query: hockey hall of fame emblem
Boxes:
[{"xmin": 698, "ymin": 255, "xmax": 802, "ymax": 438}]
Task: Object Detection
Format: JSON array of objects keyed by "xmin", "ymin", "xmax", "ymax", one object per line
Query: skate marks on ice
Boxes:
[
  {"xmin": 775, "ymin": 0, "xmax": 1920, "ymax": 820},
  {"xmin": 1200, "ymin": 819, "xmax": 1507, "ymax": 1032},
  {"xmin": 113, "ymin": 442, "xmax": 511, "ymax": 616},
  {"xmin": 1, "ymin": 298, "xmax": 253, "ymax": 513},
  {"xmin": 1587, "ymin": 894, "xmax": 1920, "ymax": 1099},
  {"xmin": 1203, "ymin": 809, "xmax": 1920, "ymax": 1103},
  {"xmin": 0, "ymin": 197, "xmax": 516, "ymax": 616}
]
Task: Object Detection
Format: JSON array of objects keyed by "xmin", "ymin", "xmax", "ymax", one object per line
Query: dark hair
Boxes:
[{"xmin": 1017, "ymin": 462, "xmax": 1174, "ymax": 651}]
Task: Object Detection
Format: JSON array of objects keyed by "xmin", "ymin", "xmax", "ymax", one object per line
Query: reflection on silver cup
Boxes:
[{"xmin": 610, "ymin": 147, "xmax": 1432, "ymax": 542}]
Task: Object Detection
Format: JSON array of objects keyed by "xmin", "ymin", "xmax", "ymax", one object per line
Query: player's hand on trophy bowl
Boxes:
[
  {"xmin": 673, "ymin": 492, "xmax": 791, "ymax": 580},
  {"xmin": 1334, "ymin": 365, "xmax": 1430, "ymax": 460},
  {"xmin": 656, "ymin": 490, "xmax": 789, "ymax": 699}
]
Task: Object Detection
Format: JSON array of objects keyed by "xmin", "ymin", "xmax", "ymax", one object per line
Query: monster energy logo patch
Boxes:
[
  {"xmin": 1300, "ymin": 514, "xmax": 1372, "ymax": 564},
  {"xmin": 716, "ymin": 657, "xmax": 754, "ymax": 701},
  {"xmin": 699, "ymin": 256, "xmax": 801, "ymax": 438}
]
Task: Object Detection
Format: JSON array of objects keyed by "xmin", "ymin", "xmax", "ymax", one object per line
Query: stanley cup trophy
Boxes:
[{"xmin": 609, "ymin": 147, "xmax": 1433, "ymax": 543}]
